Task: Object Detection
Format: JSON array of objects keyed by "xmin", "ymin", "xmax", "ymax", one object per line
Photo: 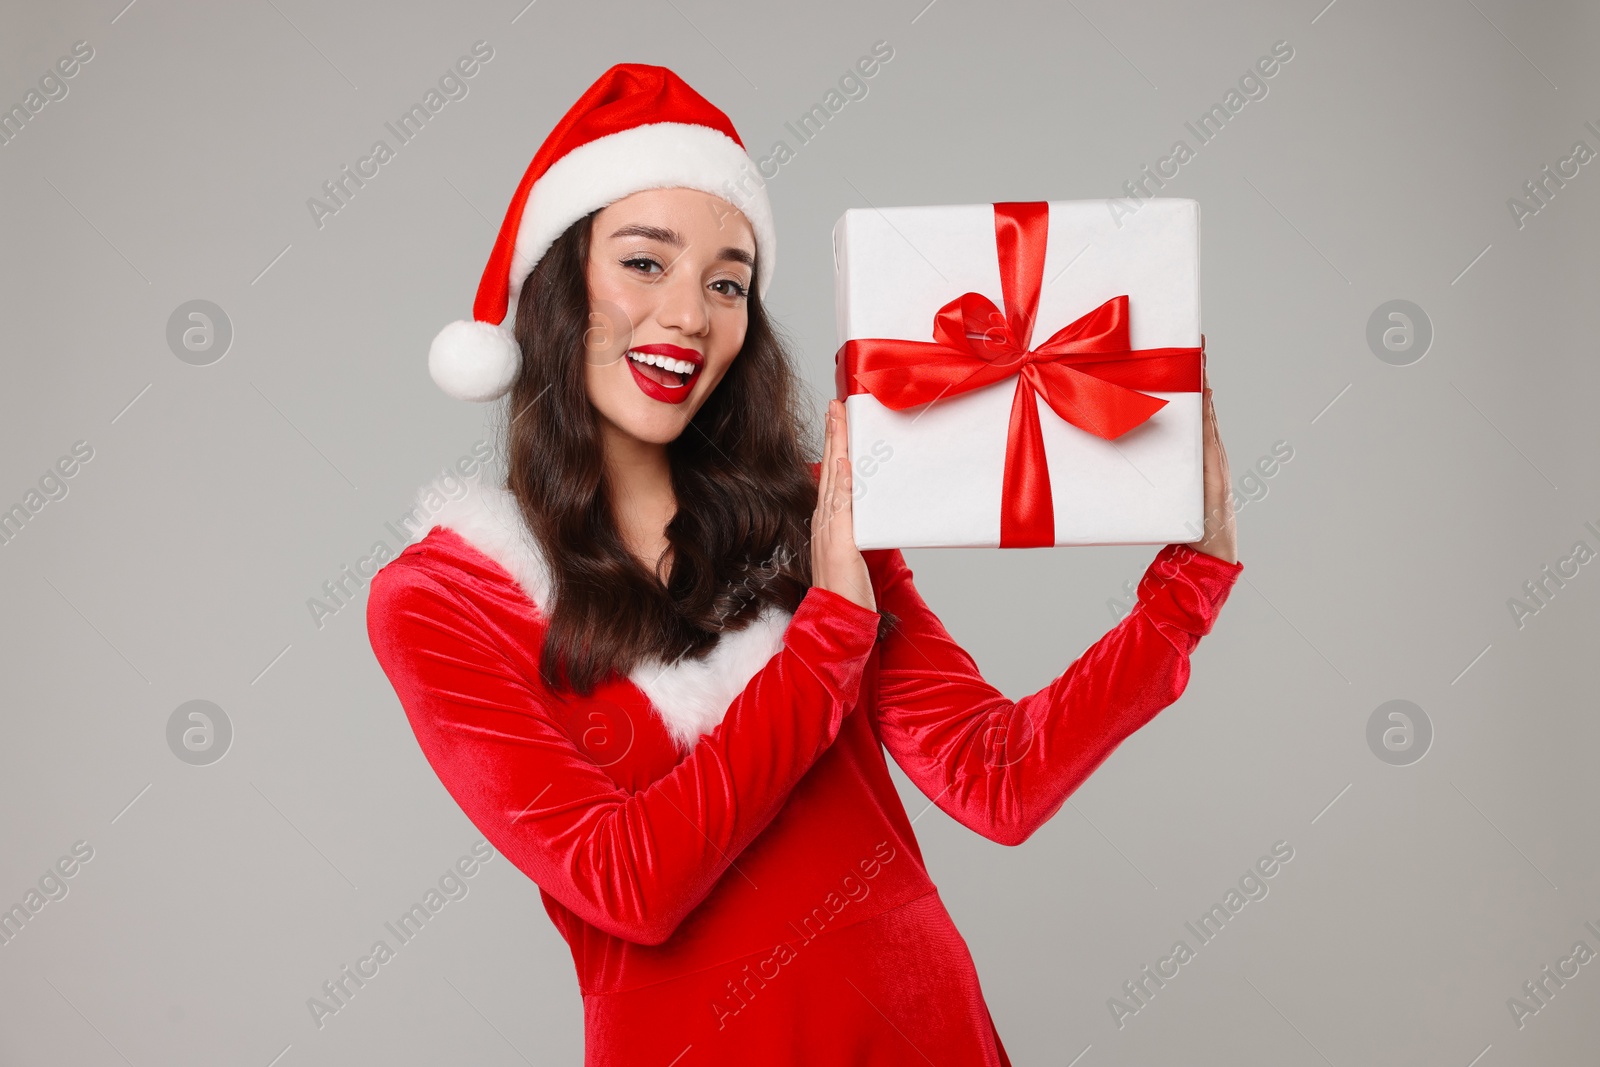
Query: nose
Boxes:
[{"xmin": 653, "ymin": 265, "xmax": 711, "ymax": 338}]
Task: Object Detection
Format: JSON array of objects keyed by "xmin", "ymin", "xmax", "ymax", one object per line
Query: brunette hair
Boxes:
[{"xmin": 500, "ymin": 209, "xmax": 895, "ymax": 696}]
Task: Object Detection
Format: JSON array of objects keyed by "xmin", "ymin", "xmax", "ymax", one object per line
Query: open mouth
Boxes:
[
  {"xmin": 627, "ymin": 350, "xmax": 697, "ymax": 388},
  {"xmin": 625, "ymin": 347, "xmax": 702, "ymax": 402}
]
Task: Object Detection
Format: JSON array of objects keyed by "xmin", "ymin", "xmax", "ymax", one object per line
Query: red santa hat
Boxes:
[{"xmin": 428, "ymin": 62, "xmax": 776, "ymax": 402}]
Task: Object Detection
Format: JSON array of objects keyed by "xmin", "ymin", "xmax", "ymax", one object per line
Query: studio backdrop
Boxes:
[{"xmin": 1, "ymin": 0, "xmax": 1595, "ymax": 1064}]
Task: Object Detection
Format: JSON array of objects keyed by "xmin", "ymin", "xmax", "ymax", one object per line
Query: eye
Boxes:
[
  {"xmin": 711, "ymin": 278, "xmax": 749, "ymax": 299},
  {"xmin": 621, "ymin": 256, "xmax": 663, "ymax": 276}
]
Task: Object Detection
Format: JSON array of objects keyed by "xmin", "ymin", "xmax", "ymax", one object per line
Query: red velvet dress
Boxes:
[{"xmin": 365, "ymin": 472, "xmax": 1242, "ymax": 1066}]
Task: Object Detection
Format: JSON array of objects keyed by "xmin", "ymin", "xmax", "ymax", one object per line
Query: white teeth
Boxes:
[{"xmin": 627, "ymin": 350, "xmax": 698, "ymax": 376}]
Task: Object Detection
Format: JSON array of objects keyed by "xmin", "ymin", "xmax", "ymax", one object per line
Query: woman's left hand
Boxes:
[{"xmin": 1192, "ymin": 366, "xmax": 1238, "ymax": 565}]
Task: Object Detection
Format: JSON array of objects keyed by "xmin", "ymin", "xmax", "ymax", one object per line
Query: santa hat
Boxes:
[{"xmin": 428, "ymin": 63, "xmax": 776, "ymax": 403}]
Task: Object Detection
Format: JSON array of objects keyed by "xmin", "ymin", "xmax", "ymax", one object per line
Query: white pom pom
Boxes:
[{"xmin": 428, "ymin": 319, "xmax": 521, "ymax": 402}]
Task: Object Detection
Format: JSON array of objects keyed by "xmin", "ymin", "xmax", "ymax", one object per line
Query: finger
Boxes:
[
  {"xmin": 820, "ymin": 405, "xmax": 842, "ymax": 542},
  {"xmin": 835, "ymin": 455, "xmax": 853, "ymax": 529},
  {"xmin": 1207, "ymin": 393, "xmax": 1221, "ymax": 460},
  {"xmin": 832, "ymin": 451, "xmax": 844, "ymax": 521},
  {"xmin": 1203, "ymin": 399, "xmax": 1222, "ymax": 483},
  {"xmin": 818, "ymin": 402, "xmax": 836, "ymax": 515},
  {"xmin": 831, "ymin": 402, "xmax": 849, "ymax": 519},
  {"xmin": 830, "ymin": 400, "xmax": 844, "ymax": 493},
  {"xmin": 834, "ymin": 401, "xmax": 851, "ymax": 515},
  {"xmin": 835, "ymin": 455, "xmax": 854, "ymax": 539},
  {"xmin": 827, "ymin": 449, "xmax": 845, "ymax": 527},
  {"xmin": 1208, "ymin": 388, "xmax": 1230, "ymax": 474}
]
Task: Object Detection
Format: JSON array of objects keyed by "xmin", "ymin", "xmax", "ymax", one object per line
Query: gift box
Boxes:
[{"xmin": 832, "ymin": 198, "xmax": 1205, "ymax": 550}]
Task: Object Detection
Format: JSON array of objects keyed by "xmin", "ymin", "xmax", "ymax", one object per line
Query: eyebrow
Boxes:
[{"xmin": 608, "ymin": 223, "xmax": 754, "ymax": 268}]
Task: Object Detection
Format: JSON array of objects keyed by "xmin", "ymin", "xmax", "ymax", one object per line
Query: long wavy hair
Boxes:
[{"xmin": 500, "ymin": 208, "xmax": 896, "ymax": 696}]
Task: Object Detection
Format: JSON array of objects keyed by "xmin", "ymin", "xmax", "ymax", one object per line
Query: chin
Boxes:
[
  {"xmin": 611, "ymin": 402, "xmax": 700, "ymax": 444},
  {"xmin": 634, "ymin": 419, "xmax": 695, "ymax": 445}
]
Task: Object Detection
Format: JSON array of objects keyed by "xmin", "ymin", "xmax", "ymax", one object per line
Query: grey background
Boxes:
[{"xmin": 1, "ymin": 0, "xmax": 1596, "ymax": 1064}]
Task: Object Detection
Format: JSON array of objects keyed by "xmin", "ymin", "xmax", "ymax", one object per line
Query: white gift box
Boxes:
[{"xmin": 832, "ymin": 198, "xmax": 1205, "ymax": 550}]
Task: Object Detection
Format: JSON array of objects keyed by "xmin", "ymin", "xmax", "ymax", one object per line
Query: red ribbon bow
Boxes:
[{"xmin": 835, "ymin": 201, "xmax": 1204, "ymax": 547}]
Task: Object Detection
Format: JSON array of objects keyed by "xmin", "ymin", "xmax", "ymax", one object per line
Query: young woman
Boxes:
[{"xmin": 368, "ymin": 63, "xmax": 1242, "ymax": 1066}]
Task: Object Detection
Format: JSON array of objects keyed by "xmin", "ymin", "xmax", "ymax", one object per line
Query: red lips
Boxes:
[{"xmin": 626, "ymin": 343, "xmax": 703, "ymax": 404}]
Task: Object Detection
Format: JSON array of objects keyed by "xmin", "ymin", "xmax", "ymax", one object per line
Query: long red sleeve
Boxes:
[
  {"xmin": 366, "ymin": 563, "xmax": 882, "ymax": 946},
  {"xmin": 868, "ymin": 542, "xmax": 1243, "ymax": 846}
]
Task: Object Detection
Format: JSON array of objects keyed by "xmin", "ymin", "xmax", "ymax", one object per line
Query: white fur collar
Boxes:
[{"xmin": 408, "ymin": 477, "xmax": 794, "ymax": 752}]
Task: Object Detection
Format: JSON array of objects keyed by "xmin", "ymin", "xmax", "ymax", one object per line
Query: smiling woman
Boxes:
[
  {"xmin": 371, "ymin": 61, "xmax": 1241, "ymax": 1067},
  {"xmin": 583, "ymin": 194, "xmax": 756, "ymax": 424}
]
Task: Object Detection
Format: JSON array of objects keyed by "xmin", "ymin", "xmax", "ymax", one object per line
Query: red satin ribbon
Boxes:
[{"xmin": 834, "ymin": 201, "xmax": 1205, "ymax": 547}]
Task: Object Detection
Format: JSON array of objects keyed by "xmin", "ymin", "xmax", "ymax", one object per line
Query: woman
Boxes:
[{"xmin": 368, "ymin": 63, "xmax": 1242, "ymax": 1065}]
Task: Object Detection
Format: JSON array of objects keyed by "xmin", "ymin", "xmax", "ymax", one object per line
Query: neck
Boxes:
[{"xmin": 599, "ymin": 420, "xmax": 677, "ymax": 568}]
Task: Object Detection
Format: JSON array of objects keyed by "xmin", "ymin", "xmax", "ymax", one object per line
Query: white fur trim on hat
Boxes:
[
  {"xmin": 429, "ymin": 319, "xmax": 521, "ymax": 403},
  {"xmin": 506, "ymin": 121, "xmax": 776, "ymax": 314}
]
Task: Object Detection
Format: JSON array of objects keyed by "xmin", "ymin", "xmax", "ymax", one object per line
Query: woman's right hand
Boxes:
[{"xmin": 811, "ymin": 398, "xmax": 877, "ymax": 614}]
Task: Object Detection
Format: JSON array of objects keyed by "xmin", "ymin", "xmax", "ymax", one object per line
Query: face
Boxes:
[{"xmin": 583, "ymin": 187, "xmax": 757, "ymax": 448}]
